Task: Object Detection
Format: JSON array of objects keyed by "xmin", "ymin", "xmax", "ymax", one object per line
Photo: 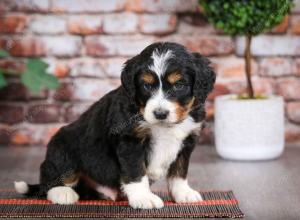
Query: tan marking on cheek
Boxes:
[
  {"xmin": 141, "ymin": 73, "xmax": 155, "ymax": 84},
  {"xmin": 174, "ymin": 97, "xmax": 195, "ymax": 121},
  {"xmin": 167, "ymin": 72, "xmax": 182, "ymax": 84}
]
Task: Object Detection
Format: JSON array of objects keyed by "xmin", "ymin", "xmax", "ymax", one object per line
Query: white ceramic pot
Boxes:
[{"xmin": 215, "ymin": 95, "xmax": 284, "ymax": 161}]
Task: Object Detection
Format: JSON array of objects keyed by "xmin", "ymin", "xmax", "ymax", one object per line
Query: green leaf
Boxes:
[
  {"xmin": 20, "ymin": 58, "xmax": 59, "ymax": 94},
  {"xmin": 0, "ymin": 49, "xmax": 9, "ymax": 58},
  {"xmin": 40, "ymin": 73, "xmax": 59, "ymax": 89},
  {"xmin": 0, "ymin": 70, "xmax": 7, "ymax": 89},
  {"xmin": 21, "ymin": 70, "xmax": 41, "ymax": 94},
  {"xmin": 27, "ymin": 59, "xmax": 49, "ymax": 72}
]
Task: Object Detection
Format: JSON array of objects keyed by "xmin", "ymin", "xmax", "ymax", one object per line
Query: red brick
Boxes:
[
  {"xmin": 2, "ymin": 36, "xmax": 81, "ymax": 57},
  {"xmin": 236, "ymin": 36, "xmax": 300, "ymax": 56},
  {"xmin": 100, "ymin": 58, "xmax": 126, "ymax": 78},
  {"xmin": 51, "ymin": 0, "xmax": 125, "ymax": 13},
  {"xmin": 167, "ymin": 36, "xmax": 234, "ymax": 56},
  {"xmin": 271, "ymin": 16, "xmax": 289, "ymax": 34},
  {"xmin": 27, "ymin": 104, "xmax": 61, "ymax": 123},
  {"xmin": 0, "ymin": 59, "xmax": 26, "ymax": 74},
  {"xmin": 219, "ymin": 78, "xmax": 274, "ymax": 96},
  {"xmin": 292, "ymin": 0, "xmax": 300, "ymax": 13},
  {"xmin": 0, "ymin": 82, "xmax": 47, "ymax": 101},
  {"xmin": 72, "ymin": 78, "xmax": 120, "ymax": 101},
  {"xmin": 212, "ymin": 57, "xmax": 258, "ymax": 79},
  {"xmin": 293, "ymin": 59, "xmax": 300, "ymax": 76},
  {"xmin": 0, "ymin": 105, "xmax": 24, "ymax": 125},
  {"xmin": 1, "ymin": 37, "xmax": 46, "ymax": 57},
  {"xmin": 85, "ymin": 36, "xmax": 154, "ymax": 56},
  {"xmin": 285, "ymin": 123, "xmax": 300, "ymax": 144},
  {"xmin": 64, "ymin": 103, "xmax": 93, "ymax": 122},
  {"xmin": 207, "ymin": 83, "xmax": 230, "ymax": 101},
  {"xmin": 0, "ymin": 127, "xmax": 11, "ymax": 145},
  {"xmin": 291, "ymin": 15, "xmax": 300, "ymax": 34},
  {"xmin": 45, "ymin": 59, "xmax": 70, "ymax": 78},
  {"xmin": 287, "ymin": 102, "xmax": 300, "ymax": 124},
  {"xmin": 103, "ymin": 13, "xmax": 138, "ymax": 34},
  {"xmin": 205, "ymin": 102, "xmax": 214, "ymax": 121},
  {"xmin": 0, "ymin": 15, "xmax": 27, "ymax": 34},
  {"xmin": 53, "ymin": 82, "xmax": 74, "ymax": 101},
  {"xmin": 69, "ymin": 58, "xmax": 106, "ymax": 78},
  {"xmin": 67, "ymin": 16, "xmax": 103, "ymax": 35},
  {"xmin": 177, "ymin": 14, "xmax": 216, "ymax": 35},
  {"xmin": 43, "ymin": 36, "xmax": 82, "ymax": 57},
  {"xmin": 10, "ymin": 124, "xmax": 64, "ymax": 146},
  {"xmin": 0, "ymin": 83, "xmax": 29, "ymax": 101},
  {"xmin": 259, "ymin": 58, "xmax": 293, "ymax": 77},
  {"xmin": 276, "ymin": 78, "xmax": 300, "ymax": 100},
  {"xmin": 139, "ymin": 14, "xmax": 177, "ymax": 35},
  {"xmin": 30, "ymin": 16, "xmax": 66, "ymax": 34},
  {"xmin": 7, "ymin": 0, "xmax": 49, "ymax": 12},
  {"xmin": 126, "ymin": 0, "xmax": 198, "ymax": 13}
]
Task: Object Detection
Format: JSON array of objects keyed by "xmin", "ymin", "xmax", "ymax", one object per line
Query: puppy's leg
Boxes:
[
  {"xmin": 47, "ymin": 186, "xmax": 79, "ymax": 205},
  {"xmin": 117, "ymin": 139, "xmax": 163, "ymax": 209},
  {"xmin": 37, "ymin": 159, "xmax": 80, "ymax": 205},
  {"xmin": 122, "ymin": 176, "xmax": 163, "ymax": 209},
  {"xmin": 167, "ymin": 136, "xmax": 203, "ymax": 203}
]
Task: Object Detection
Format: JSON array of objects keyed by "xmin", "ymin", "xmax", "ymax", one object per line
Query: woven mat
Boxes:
[{"xmin": 0, "ymin": 189, "xmax": 244, "ymax": 218}]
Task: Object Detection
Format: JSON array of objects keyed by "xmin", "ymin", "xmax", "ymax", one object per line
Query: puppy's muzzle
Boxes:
[{"xmin": 153, "ymin": 108, "xmax": 169, "ymax": 120}]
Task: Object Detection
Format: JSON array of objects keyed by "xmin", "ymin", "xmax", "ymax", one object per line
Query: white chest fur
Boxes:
[{"xmin": 145, "ymin": 117, "xmax": 202, "ymax": 181}]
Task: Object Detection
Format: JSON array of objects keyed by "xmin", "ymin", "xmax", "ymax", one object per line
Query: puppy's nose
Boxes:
[{"xmin": 153, "ymin": 108, "xmax": 169, "ymax": 120}]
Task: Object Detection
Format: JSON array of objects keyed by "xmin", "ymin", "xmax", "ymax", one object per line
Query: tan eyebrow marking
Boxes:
[
  {"xmin": 141, "ymin": 73, "xmax": 155, "ymax": 84},
  {"xmin": 167, "ymin": 72, "xmax": 182, "ymax": 84}
]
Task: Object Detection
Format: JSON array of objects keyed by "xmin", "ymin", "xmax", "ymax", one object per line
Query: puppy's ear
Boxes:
[
  {"xmin": 191, "ymin": 52, "xmax": 216, "ymax": 103},
  {"xmin": 121, "ymin": 55, "xmax": 140, "ymax": 101}
]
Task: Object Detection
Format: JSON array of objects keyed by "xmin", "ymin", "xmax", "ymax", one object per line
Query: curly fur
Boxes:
[{"xmin": 14, "ymin": 42, "xmax": 216, "ymax": 208}]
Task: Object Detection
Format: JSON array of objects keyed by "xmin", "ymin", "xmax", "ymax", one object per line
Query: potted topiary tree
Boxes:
[{"xmin": 199, "ymin": 0, "xmax": 293, "ymax": 160}]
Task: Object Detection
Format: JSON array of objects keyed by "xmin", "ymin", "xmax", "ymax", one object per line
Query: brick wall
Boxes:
[{"xmin": 0, "ymin": 0, "xmax": 300, "ymax": 147}]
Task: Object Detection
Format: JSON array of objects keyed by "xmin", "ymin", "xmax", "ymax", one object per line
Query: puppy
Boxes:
[{"xmin": 14, "ymin": 42, "xmax": 216, "ymax": 209}]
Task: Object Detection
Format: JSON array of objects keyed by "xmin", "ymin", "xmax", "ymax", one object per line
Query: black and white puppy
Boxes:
[{"xmin": 14, "ymin": 42, "xmax": 216, "ymax": 209}]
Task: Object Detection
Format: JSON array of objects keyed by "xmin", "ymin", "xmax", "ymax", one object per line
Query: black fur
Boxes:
[{"xmin": 17, "ymin": 42, "xmax": 216, "ymax": 200}]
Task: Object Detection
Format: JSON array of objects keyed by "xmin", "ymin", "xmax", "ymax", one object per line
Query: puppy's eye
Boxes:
[
  {"xmin": 173, "ymin": 83, "xmax": 186, "ymax": 91},
  {"xmin": 143, "ymin": 83, "xmax": 152, "ymax": 91}
]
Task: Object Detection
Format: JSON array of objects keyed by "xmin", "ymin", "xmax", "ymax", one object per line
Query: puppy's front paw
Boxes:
[
  {"xmin": 172, "ymin": 187, "xmax": 203, "ymax": 203},
  {"xmin": 169, "ymin": 178, "xmax": 203, "ymax": 203},
  {"xmin": 47, "ymin": 186, "xmax": 79, "ymax": 205},
  {"xmin": 128, "ymin": 192, "xmax": 164, "ymax": 209}
]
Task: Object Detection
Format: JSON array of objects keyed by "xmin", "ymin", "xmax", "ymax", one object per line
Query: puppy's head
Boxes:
[{"xmin": 121, "ymin": 42, "xmax": 215, "ymax": 125}]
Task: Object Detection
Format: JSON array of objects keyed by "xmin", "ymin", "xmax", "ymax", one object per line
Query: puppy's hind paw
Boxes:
[{"xmin": 47, "ymin": 186, "xmax": 79, "ymax": 205}]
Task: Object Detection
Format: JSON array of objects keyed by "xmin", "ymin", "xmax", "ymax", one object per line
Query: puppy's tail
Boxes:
[{"xmin": 14, "ymin": 181, "xmax": 47, "ymax": 197}]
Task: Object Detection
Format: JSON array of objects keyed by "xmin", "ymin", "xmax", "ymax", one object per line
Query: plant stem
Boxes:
[{"xmin": 244, "ymin": 35, "xmax": 254, "ymax": 99}]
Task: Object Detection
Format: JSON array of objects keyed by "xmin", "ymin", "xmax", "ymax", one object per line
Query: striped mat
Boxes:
[{"xmin": 0, "ymin": 189, "xmax": 244, "ymax": 218}]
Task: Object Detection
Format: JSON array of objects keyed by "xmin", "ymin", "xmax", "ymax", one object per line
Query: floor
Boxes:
[{"xmin": 0, "ymin": 145, "xmax": 300, "ymax": 220}]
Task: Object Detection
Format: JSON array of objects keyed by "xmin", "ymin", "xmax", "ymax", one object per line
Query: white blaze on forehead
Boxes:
[{"xmin": 149, "ymin": 49, "xmax": 173, "ymax": 76}]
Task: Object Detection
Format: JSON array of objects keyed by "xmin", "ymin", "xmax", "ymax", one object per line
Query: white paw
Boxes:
[
  {"xmin": 172, "ymin": 187, "xmax": 203, "ymax": 203},
  {"xmin": 47, "ymin": 186, "xmax": 79, "ymax": 205},
  {"xmin": 128, "ymin": 192, "xmax": 164, "ymax": 209}
]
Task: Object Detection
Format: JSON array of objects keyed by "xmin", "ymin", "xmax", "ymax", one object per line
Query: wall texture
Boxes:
[{"xmin": 0, "ymin": 0, "xmax": 300, "ymax": 147}]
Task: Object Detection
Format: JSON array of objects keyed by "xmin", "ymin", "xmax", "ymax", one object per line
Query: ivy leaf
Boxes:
[
  {"xmin": 40, "ymin": 73, "xmax": 59, "ymax": 89},
  {"xmin": 0, "ymin": 70, "xmax": 7, "ymax": 89},
  {"xmin": 21, "ymin": 59, "xmax": 59, "ymax": 94},
  {"xmin": 21, "ymin": 69, "xmax": 42, "ymax": 94},
  {"xmin": 0, "ymin": 49, "xmax": 9, "ymax": 58},
  {"xmin": 27, "ymin": 59, "xmax": 49, "ymax": 72}
]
